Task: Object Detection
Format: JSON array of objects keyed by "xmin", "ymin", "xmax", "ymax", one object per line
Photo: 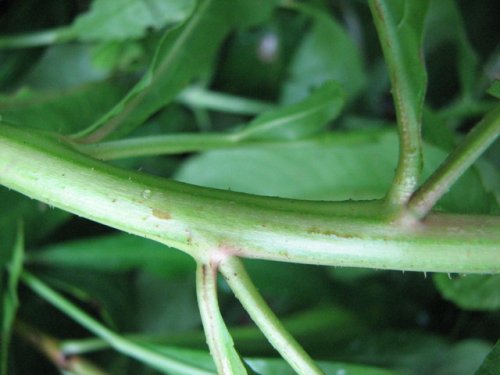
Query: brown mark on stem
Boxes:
[{"xmin": 152, "ymin": 208, "xmax": 171, "ymax": 220}]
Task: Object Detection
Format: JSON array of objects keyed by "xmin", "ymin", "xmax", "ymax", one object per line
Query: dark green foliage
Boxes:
[{"xmin": 0, "ymin": 0, "xmax": 498, "ymax": 374}]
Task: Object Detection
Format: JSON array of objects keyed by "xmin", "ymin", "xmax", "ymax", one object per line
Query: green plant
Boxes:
[{"xmin": 0, "ymin": 0, "xmax": 499, "ymax": 374}]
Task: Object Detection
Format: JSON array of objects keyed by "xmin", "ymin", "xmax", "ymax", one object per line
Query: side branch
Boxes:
[
  {"xmin": 220, "ymin": 257, "xmax": 325, "ymax": 375},
  {"xmin": 408, "ymin": 105, "xmax": 500, "ymax": 218},
  {"xmin": 369, "ymin": 0, "xmax": 428, "ymax": 206}
]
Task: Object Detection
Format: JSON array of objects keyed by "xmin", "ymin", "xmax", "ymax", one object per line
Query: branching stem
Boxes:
[
  {"xmin": 220, "ymin": 257, "xmax": 325, "ymax": 375},
  {"xmin": 369, "ymin": 0, "xmax": 427, "ymax": 206},
  {"xmin": 196, "ymin": 262, "xmax": 247, "ymax": 374},
  {"xmin": 1, "ymin": 124, "xmax": 499, "ymax": 273},
  {"xmin": 408, "ymin": 105, "xmax": 500, "ymax": 218}
]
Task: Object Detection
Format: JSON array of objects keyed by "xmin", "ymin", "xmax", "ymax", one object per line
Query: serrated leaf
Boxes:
[
  {"xmin": 1, "ymin": 224, "xmax": 23, "ymax": 375},
  {"xmin": 70, "ymin": 0, "xmax": 196, "ymax": 42},
  {"xmin": 434, "ymin": 274, "xmax": 500, "ymax": 311},
  {"xmin": 76, "ymin": 0, "xmax": 277, "ymax": 142},
  {"xmin": 29, "ymin": 233, "xmax": 194, "ymax": 278},
  {"xmin": 475, "ymin": 340, "xmax": 500, "ymax": 375},
  {"xmin": 282, "ymin": 3, "xmax": 365, "ymax": 103},
  {"xmin": 238, "ymin": 81, "xmax": 345, "ymax": 141}
]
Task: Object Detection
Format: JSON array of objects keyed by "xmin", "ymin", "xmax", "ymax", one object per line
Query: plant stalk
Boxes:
[
  {"xmin": 1, "ymin": 124, "xmax": 499, "ymax": 273},
  {"xmin": 408, "ymin": 105, "xmax": 500, "ymax": 218},
  {"xmin": 220, "ymin": 257, "xmax": 325, "ymax": 375}
]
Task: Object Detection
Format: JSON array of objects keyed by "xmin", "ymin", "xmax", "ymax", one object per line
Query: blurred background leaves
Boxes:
[{"xmin": 0, "ymin": 0, "xmax": 499, "ymax": 374}]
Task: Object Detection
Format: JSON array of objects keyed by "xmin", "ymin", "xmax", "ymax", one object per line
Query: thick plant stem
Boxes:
[
  {"xmin": 1, "ymin": 124, "xmax": 499, "ymax": 273},
  {"xmin": 408, "ymin": 105, "xmax": 500, "ymax": 219},
  {"xmin": 219, "ymin": 257, "xmax": 325, "ymax": 375},
  {"xmin": 196, "ymin": 263, "xmax": 247, "ymax": 375},
  {"xmin": 21, "ymin": 272, "xmax": 215, "ymax": 375},
  {"xmin": 369, "ymin": 0, "xmax": 427, "ymax": 206}
]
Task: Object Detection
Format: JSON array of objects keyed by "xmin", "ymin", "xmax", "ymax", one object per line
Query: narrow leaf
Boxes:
[
  {"xmin": 1, "ymin": 223, "xmax": 24, "ymax": 375},
  {"xmin": 21, "ymin": 272, "xmax": 215, "ymax": 375},
  {"xmin": 74, "ymin": 0, "xmax": 277, "ymax": 142},
  {"xmin": 237, "ymin": 81, "xmax": 344, "ymax": 141}
]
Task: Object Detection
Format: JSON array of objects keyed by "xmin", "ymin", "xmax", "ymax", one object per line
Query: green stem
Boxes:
[
  {"xmin": 196, "ymin": 262, "xmax": 247, "ymax": 374},
  {"xmin": 439, "ymin": 99, "xmax": 497, "ymax": 123},
  {"xmin": 0, "ymin": 28, "xmax": 72, "ymax": 49},
  {"xmin": 15, "ymin": 322, "xmax": 111, "ymax": 375},
  {"xmin": 408, "ymin": 105, "xmax": 500, "ymax": 218},
  {"xmin": 369, "ymin": 0, "xmax": 426, "ymax": 206},
  {"xmin": 20, "ymin": 272, "xmax": 215, "ymax": 375},
  {"xmin": 1, "ymin": 124, "xmax": 499, "ymax": 273},
  {"xmin": 219, "ymin": 257, "xmax": 325, "ymax": 375},
  {"xmin": 78, "ymin": 132, "xmax": 238, "ymax": 160},
  {"xmin": 178, "ymin": 86, "xmax": 275, "ymax": 115},
  {"xmin": 61, "ymin": 306, "xmax": 359, "ymax": 356}
]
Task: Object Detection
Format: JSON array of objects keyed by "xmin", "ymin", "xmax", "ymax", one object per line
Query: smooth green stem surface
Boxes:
[
  {"xmin": 15, "ymin": 322, "xmax": 111, "ymax": 375},
  {"xmin": 369, "ymin": 0, "xmax": 425, "ymax": 206},
  {"xmin": 21, "ymin": 272, "xmax": 215, "ymax": 375},
  {"xmin": 178, "ymin": 86, "xmax": 275, "ymax": 115},
  {"xmin": 78, "ymin": 132, "xmax": 238, "ymax": 160},
  {"xmin": 61, "ymin": 306, "xmax": 358, "ymax": 356},
  {"xmin": 0, "ymin": 28, "xmax": 71, "ymax": 49},
  {"xmin": 196, "ymin": 263, "xmax": 247, "ymax": 374},
  {"xmin": 219, "ymin": 257, "xmax": 325, "ymax": 375},
  {"xmin": 408, "ymin": 105, "xmax": 500, "ymax": 218},
  {"xmin": 1, "ymin": 124, "xmax": 499, "ymax": 273},
  {"xmin": 439, "ymin": 99, "xmax": 497, "ymax": 124}
]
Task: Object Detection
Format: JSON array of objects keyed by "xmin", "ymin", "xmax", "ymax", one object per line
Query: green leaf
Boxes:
[
  {"xmin": 0, "ymin": 189, "xmax": 69, "ymax": 267},
  {"xmin": 176, "ymin": 130, "xmax": 496, "ymax": 213},
  {"xmin": 432, "ymin": 340, "xmax": 492, "ymax": 375},
  {"xmin": 150, "ymin": 346, "xmax": 400, "ymax": 375},
  {"xmin": 282, "ymin": 3, "xmax": 365, "ymax": 103},
  {"xmin": 75, "ymin": 0, "xmax": 277, "ymax": 142},
  {"xmin": 0, "ymin": 80, "xmax": 130, "ymax": 133},
  {"xmin": 22, "ymin": 44, "xmax": 110, "ymax": 90},
  {"xmin": 475, "ymin": 340, "xmax": 500, "ymax": 375},
  {"xmin": 247, "ymin": 358, "xmax": 400, "ymax": 375},
  {"xmin": 1, "ymin": 224, "xmax": 23, "ymax": 375},
  {"xmin": 29, "ymin": 233, "xmax": 195, "ymax": 278},
  {"xmin": 69, "ymin": 0, "xmax": 196, "ymax": 42},
  {"xmin": 238, "ymin": 81, "xmax": 345, "ymax": 141},
  {"xmin": 433, "ymin": 274, "xmax": 500, "ymax": 311},
  {"xmin": 487, "ymin": 80, "xmax": 500, "ymax": 99}
]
